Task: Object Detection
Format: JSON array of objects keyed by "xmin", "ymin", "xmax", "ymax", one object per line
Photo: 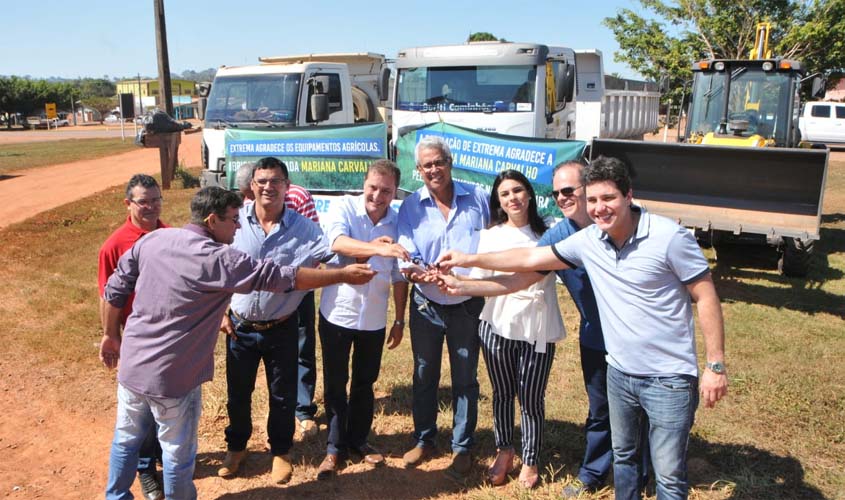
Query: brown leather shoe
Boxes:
[
  {"xmin": 350, "ymin": 443, "xmax": 385, "ymax": 466},
  {"xmin": 271, "ymin": 454, "xmax": 293, "ymax": 484},
  {"xmin": 402, "ymin": 444, "xmax": 436, "ymax": 468},
  {"xmin": 317, "ymin": 453, "xmax": 341, "ymax": 480},
  {"xmin": 217, "ymin": 450, "xmax": 248, "ymax": 478},
  {"xmin": 444, "ymin": 452, "xmax": 473, "ymax": 481}
]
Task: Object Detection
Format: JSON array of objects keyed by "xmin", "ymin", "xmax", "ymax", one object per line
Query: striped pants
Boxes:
[{"xmin": 479, "ymin": 321, "xmax": 555, "ymax": 466}]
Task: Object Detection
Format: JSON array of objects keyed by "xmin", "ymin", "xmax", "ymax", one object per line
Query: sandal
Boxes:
[{"xmin": 487, "ymin": 448, "xmax": 515, "ymax": 486}]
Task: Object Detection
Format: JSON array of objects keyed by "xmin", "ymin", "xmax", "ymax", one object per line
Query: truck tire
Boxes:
[
  {"xmin": 778, "ymin": 237, "xmax": 814, "ymax": 277},
  {"xmin": 351, "ymin": 86, "xmax": 376, "ymax": 123}
]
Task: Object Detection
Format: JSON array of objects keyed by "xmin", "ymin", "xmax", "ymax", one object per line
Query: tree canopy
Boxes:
[
  {"xmin": 467, "ymin": 32, "xmax": 508, "ymax": 42},
  {"xmin": 0, "ymin": 77, "xmax": 116, "ymax": 124},
  {"xmin": 604, "ymin": 0, "xmax": 845, "ymax": 103}
]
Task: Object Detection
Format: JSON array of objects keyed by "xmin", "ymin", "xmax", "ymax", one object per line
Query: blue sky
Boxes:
[{"xmin": 3, "ymin": 0, "xmax": 640, "ymax": 80}]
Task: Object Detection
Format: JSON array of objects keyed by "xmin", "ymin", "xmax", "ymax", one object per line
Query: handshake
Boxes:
[{"xmin": 401, "ymin": 250, "xmax": 470, "ymax": 296}]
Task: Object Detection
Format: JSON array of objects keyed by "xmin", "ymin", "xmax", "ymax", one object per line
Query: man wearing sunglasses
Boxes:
[{"xmin": 98, "ymin": 173, "xmax": 168, "ymax": 500}]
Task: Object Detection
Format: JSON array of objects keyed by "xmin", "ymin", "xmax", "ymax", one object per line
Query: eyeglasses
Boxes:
[
  {"xmin": 253, "ymin": 177, "xmax": 288, "ymax": 187},
  {"xmin": 203, "ymin": 213, "xmax": 240, "ymax": 224},
  {"xmin": 551, "ymin": 185, "xmax": 581, "ymax": 198},
  {"xmin": 418, "ymin": 158, "xmax": 450, "ymax": 171},
  {"xmin": 130, "ymin": 197, "xmax": 163, "ymax": 208}
]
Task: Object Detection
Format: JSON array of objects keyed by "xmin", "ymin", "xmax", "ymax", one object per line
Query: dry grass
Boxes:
[
  {"xmin": 1, "ymin": 161, "xmax": 843, "ymax": 499},
  {"xmin": 0, "ymin": 138, "xmax": 136, "ymax": 174}
]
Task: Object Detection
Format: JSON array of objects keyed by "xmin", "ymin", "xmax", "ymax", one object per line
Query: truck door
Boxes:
[
  {"xmin": 835, "ymin": 105, "xmax": 845, "ymax": 143},
  {"xmin": 545, "ymin": 59, "xmax": 575, "ymax": 139},
  {"xmin": 805, "ymin": 103, "xmax": 832, "ymax": 142},
  {"xmin": 304, "ymin": 72, "xmax": 348, "ymax": 125}
]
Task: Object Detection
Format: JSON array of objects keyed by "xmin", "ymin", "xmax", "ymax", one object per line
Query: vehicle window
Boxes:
[
  {"xmin": 810, "ymin": 105, "xmax": 831, "ymax": 118},
  {"xmin": 205, "ymin": 74, "xmax": 301, "ymax": 124},
  {"xmin": 305, "ymin": 73, "xmax": 343, "ymax": 122},
  {"xmin": 836, "ymin": 106, "xmax": 845, "ymax": 119}
]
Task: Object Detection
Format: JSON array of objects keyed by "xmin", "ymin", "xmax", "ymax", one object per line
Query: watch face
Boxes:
[{"xmin": 708, "ymin": 362, "xmax": 726, "ymax": 374}]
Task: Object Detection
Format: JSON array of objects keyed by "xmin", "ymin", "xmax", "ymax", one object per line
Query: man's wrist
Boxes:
[
  {"xmin": 393, "ymin": 319, "xmax": 405, "ymax": 327},
  {"xmin": 705, "ymin": 360, "xmax": 727, "ymax": 374}
]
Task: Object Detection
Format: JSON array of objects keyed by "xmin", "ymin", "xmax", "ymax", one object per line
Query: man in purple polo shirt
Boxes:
[{"xmin": 99, "ymin": 186, "xmax": 375, "ymax": 500}]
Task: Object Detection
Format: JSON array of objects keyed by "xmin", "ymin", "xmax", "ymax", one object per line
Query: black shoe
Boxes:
[{"xmin": 138, "ymin": 470, "xmax": 163, "ymax": 500}]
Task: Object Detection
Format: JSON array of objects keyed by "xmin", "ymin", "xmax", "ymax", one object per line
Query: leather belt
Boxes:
[{"xmin": 231, "ymin": 310, "xmax": 293, "ymax": 332}]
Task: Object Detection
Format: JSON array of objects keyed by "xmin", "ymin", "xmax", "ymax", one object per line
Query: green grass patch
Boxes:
[{"xmin": 0, "ymin": 138, "xmax": 137, "ymax": 174}]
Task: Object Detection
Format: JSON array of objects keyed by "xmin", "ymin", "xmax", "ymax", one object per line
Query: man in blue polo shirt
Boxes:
[
  {"xmin": 437, "ymin": 155, "xmax": 728, "ymax": 500},
  {"xmin": 397, "ymin": 135, "xmax": 490, "ymax": 480}
]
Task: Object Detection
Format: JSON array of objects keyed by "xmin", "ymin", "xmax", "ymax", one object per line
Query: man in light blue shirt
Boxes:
[
  {"xmin": 316, "ymin": 159, "xmax": 411, "ymax": 480},
  {"xmin": 437, "ymin": 156, "xmax": 727, "ymax": 499},
  {"xmin": 397, "ymin": 136, "xmax": 490, "ymax": 480},
  {"xmin": 218, "ymin": 157, "xmax": 332, "ymax": 485}
]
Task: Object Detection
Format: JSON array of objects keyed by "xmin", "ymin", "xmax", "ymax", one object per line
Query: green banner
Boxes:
[
  {"xmin": 224, "ymin": 122, "xmax": 387, "ymax": 191},
  {"xmin": 395, "ymin": 122, "xmax": 586, "ymax": 218}
]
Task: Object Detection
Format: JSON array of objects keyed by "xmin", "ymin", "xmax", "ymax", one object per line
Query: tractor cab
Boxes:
[{"xmin": 685, "ymin": 58, "xmax": 805, "ymax": 147}]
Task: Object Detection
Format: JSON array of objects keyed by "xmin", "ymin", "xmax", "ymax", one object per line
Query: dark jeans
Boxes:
[
  {"xmin": 136, "ymin": 422, "xmax": 162, "ymax": 473},
  {"xmin": 296, "ymin": 291, "xmax": 318, "ymax": 422},
  {"xmin": 409, "ymin": 288, "xmax": 483, "ymax": 454},
  {"xmin": 579, "ymin": 346, "xmax": 651, "ymax": 488},
  {"xmin": 318, "ymin": 313, "xmax": 385, "ymax": 455},
  {"xmin": 224, "ymin": 313, "xmax": 299, "ymax": 456}
]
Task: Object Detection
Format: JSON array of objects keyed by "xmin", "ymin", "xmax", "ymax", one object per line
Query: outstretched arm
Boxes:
[
  {"xmin": 294, "ymin": 264, "xmax": 375, "ymax": 290},
  {"xmin": 437, "ymin": 271, "xmax": 544, "ymax": 297},
  {"xmin": 332, "ymin": 235, "xmax": 410, "ymax": 261},
  {"xmin": 437, "ymin": 246, "xmax": 567, "ymax": 274}
]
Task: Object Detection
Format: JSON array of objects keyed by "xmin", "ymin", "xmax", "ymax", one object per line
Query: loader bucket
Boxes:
[{"xmin": 589, "ymin": 139, "xmax": 829, "ymax": 240}]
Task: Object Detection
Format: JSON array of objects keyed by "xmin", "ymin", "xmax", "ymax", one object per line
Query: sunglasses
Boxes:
[{"xmin": 551, "ymin": 185, "xmax": 581, "ymax": 198}]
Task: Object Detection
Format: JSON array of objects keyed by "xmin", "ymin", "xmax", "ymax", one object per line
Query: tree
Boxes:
[
  {"xmin": 80, "ymin": 96, "xmax": 118, "ymax": 122},
  {"xmin": 468, "ymin": 32, "xmax": 508, "ymax": 42},
  {"xmin": 604, "ymin": 0, "xmax": 845, "ymax": 106}
]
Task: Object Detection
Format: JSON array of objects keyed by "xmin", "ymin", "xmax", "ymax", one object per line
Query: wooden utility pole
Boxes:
[{"xmin": 154, "ymin": 0, "xmax": 174, "ymax": 116}]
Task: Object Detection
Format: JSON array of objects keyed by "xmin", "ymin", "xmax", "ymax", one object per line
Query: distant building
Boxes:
[{"xmin": 115, "ymin": 78, "xmax": 198, "ymax": 118}]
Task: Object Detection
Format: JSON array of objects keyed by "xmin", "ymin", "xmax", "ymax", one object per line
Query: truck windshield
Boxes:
[
  {"xmin": 688, "ymin": 67, "xmax": 792, "ymax": 143},
  {"xmin": 205, "ymin": 74, "xmax": 301, "ymax": 125},
  {"xmin": 396, "ymin": 65, "xmax": 536, "ymax": 113}
]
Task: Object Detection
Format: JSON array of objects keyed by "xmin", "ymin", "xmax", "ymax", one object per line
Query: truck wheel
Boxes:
[
  {"xmin": 351, "ymin": 86, "xmax": 376, "ymax": 123},
  {"xmin": 778, "ymin": 237, "xmax": 814, "ymax": 277}
]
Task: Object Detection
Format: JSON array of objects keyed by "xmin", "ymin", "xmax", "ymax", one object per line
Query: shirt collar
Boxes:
[
  {"xmin": 184, "ymin": 223, "xmax": 213, "ymax": 239},
  {"xmin": 125, "ymin": 215, "xmax": 166, "ymax": 236},
  {"xmin": 246, "ymin": 202, "xmax": 289, "ymax": 228},
  {"xmin": 418, "ymin": 181, "xmax": 469, "ymax": 204}
]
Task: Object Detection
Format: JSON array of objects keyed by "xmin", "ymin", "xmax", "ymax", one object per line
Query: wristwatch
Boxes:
[
  {"xmin": 393, "ymin": 320, "xmax": 405, "ymax": 327},
  {"xmin": 706, "ymin": 361, "xmax": 726, "ymax": 374}
]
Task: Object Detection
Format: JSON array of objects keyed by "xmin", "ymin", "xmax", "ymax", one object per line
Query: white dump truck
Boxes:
[
  {"xmin": 198, "ymin": 52, "xmax": 391, "ymax": 187},
  {"xmin": 391, "ymin": 42, "xmax": 660, "ymax": 146}
]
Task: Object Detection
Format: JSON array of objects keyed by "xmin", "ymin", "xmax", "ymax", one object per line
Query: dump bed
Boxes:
[{"xmin": 590, "ymin": 139, "xmax": 829, "ymax": 240}]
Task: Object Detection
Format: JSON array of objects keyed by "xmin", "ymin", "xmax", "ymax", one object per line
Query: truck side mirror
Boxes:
[
  {"xmin": 556, "ymin": 64, "xmax": 575, "ymax": 104},
  {"xmin": 196, "ymin": 82, "xmax": 212, "ymax": 98},
  {"xmin": 197, "ymin": 98, "xmax": 207, "ymax": 120},
  {"xmin": 309, "ymin": 94, "xmax": 329, "ymax": 122},
  {"xmin": 811, "ymin": 76, "xmax": 827, "ymax": 99},
  {"xmin": 378, "ymin": 67, "xmax": 391, "ymax": 101}
]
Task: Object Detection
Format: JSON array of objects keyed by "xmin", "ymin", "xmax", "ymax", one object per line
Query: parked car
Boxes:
[
  {"xmin": 103, "ymin": 114, "xmax": 120, "ymax": 124},
  {"xmin": 799, "ymin": 102, "xmax": 845, "ymax": 143},
  {"xmin": 53, "ymin": 118, "xmax": 69, "ymax": 127}
]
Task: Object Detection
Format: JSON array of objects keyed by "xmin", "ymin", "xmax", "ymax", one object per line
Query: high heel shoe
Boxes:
[
  {"xmin": 487, "ymin": 448, "xmax": 515, "ymax": 486},
  {"xmin": 518, "ymin": 464, "xmax": 540, "ymax": 489}
]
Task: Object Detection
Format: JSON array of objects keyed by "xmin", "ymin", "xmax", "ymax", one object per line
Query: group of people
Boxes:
[{"xmin": 97, "ymin": 134, "xmax": 727, "ymax": 500}]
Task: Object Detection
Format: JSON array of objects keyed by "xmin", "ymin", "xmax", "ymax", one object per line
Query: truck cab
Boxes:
[{"xmin": 200, "ymin": 53, "xmax": 389, "ymax": 188}]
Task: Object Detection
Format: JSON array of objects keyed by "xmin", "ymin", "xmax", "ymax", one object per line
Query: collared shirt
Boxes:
[
  {"xmin": 104, "ymin": 224, "xmax": 297, "ymax": 398},
  {"xmin": 98, "ymin": 216, "xmax": 168, "ymax": 324},
  {"xmin": 551, "ymin": 207, "xmax": 711, "ymax": 377},
  {"xmin": 538, "ymin": 218, "xmax": 604, "ymax": 351},
  {"xmin": 397, "ymin": 181, "xmax": 489, "ymax": 305},
  {"xmin": 319, "ymin": 194, "xmax": 403, "ymax": 330},
  {"xmin": 230, "ymin": 203, "xmax": 332, "ymax": 320}
]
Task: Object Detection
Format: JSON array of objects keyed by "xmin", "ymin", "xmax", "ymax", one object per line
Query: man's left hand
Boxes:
[
  {"xmin": 386, "ymin": 323, "xmax": 403, "ymax": 349},
  {"xmin": 99, "ymin": 335, "xmax": 121, "ymax": 369},
  {"xmin": 700, "ymin": 370, "xmax": 728, "ymax": 408}
]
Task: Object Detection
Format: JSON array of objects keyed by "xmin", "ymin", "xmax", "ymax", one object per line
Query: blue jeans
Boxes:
[
  {"xmin": 318, "ymin": 313, "xmax": 385, "ymax": 455},
  {"xmin": 607, "ymin": 365, "xmax": 698, "ymax": 500},
  {"xmin": 296, "ymin": 291, "xmax": 317, "ymax": 421},
  {"xmin": 106, "ymin": 383, "xmax": 202, "ymax": 500},
  {"xmin": 409, "ymin": 289, "xmax": 483, "ymax": 454},
  {"xmin": 224, "ymin": 313, "xmax": 299, "ymax": 456}
]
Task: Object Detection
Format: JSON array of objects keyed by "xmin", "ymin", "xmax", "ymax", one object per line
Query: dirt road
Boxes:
[{"xmin": 0, "ymin": 131, "xmax": 201, "ymax": 230}]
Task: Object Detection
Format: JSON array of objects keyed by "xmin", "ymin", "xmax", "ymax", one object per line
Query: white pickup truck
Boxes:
[{"xmin": 799, "ymin": 101, "xmax": 845, "ymax": 144}]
